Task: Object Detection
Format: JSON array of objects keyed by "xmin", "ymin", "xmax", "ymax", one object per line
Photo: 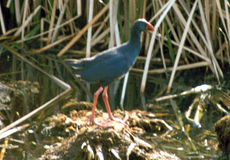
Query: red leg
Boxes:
[
  {"xmin": 102, "ymin": 86, "xmax": 113, "ymax": 119},
  {"xmin": 90, "ymin": 86, "xmax": 103, "ymax": 121},
  {"xmin": 102, "ymin": 86, "xmax": 127, "ymax": 126},
  {"xmin": 87, "ymin": 86, "xmax": 113, "ymax": 128}
]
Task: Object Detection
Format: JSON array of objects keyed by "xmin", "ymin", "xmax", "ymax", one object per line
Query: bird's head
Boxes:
[{"xmin": 132, "ymin": 19, "xmax": 155, "ymax": 32}]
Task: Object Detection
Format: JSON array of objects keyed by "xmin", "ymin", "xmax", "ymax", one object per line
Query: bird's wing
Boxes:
[
  {"xmin": 80, "ymin": 52, "xmax": 130, "ymax": 83},
  {"xmin": 65, "ymin": 44, "xmax": 126, "ymax": 68},
  {"xmin": 65, "ymin": 43, "xmax": 131, "ymax": 84},
  {"xmin": 84, "ymin": 44, "xmax": 128, "ymax": 67}
]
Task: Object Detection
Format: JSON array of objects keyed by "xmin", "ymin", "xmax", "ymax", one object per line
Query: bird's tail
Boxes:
[{"xmin": 64, "ymin": 59, "xmax": 84, "ymax": 76}]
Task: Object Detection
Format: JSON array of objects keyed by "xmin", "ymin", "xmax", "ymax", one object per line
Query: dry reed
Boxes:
[{"xmin": 0, "ymin": 0, "xmax": 229, "ymax": 95}]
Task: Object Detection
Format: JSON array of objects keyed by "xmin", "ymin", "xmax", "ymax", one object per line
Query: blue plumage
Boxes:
[
  {"xmin": 65, "ymin": 19, "xmax": 154, "ymax": 86},
  {"xmin": 64, "ymin": 18, "xmax": 154, "ymax": 127}
]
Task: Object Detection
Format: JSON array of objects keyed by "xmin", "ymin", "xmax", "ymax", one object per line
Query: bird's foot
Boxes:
[
  {"xmin": 106, "ymin": 116, "xmax": 128, "ymax": 127},
  {"xmin": 86, "ymin": 116, "xmax": 113, "ymax": 128}
]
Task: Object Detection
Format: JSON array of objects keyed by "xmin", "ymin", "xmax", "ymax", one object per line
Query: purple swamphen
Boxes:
[{"xmin": 65, "ymin": 19, "xmax": 155, "ymax": 127}]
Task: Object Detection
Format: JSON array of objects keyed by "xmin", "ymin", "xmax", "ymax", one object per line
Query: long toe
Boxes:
[
  {"xmin": 108, "ymin": 116, "xmax": 128, "ymax": 127},
  {"xmin": 86, "ymin": 117, "xmax": 113, "ymax": 128},
  {"xmin": 94, "ymin": 120, "xmax": 114, "ymax": 128}
]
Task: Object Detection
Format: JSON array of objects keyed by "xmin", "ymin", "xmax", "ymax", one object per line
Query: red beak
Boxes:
[{"xmin": 146, "ymin": 22, "xmax": 155, "ymax": 32}]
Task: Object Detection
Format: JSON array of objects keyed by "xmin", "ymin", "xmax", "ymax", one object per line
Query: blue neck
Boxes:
[
  {"xmin": 129, "ymin": 28, "xmax": 142, "ymax": 46},
  {"xmin": 125, "ymin": 30, "xmax": 142, "ymax": 66}
]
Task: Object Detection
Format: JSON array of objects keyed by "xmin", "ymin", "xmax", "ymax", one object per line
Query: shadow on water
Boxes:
[
  {"xmin": 0, "ymin": 48, "xmax": 229, "ymax": 159},
  {"xmin": 0, "ymin": 47, "xmax": 72, "ymax": 159}
]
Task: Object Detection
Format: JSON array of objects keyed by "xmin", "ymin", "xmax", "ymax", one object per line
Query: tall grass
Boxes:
[{"xmin": 0, "ymin": 0, "xmax": 229, "ymax": 97}]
